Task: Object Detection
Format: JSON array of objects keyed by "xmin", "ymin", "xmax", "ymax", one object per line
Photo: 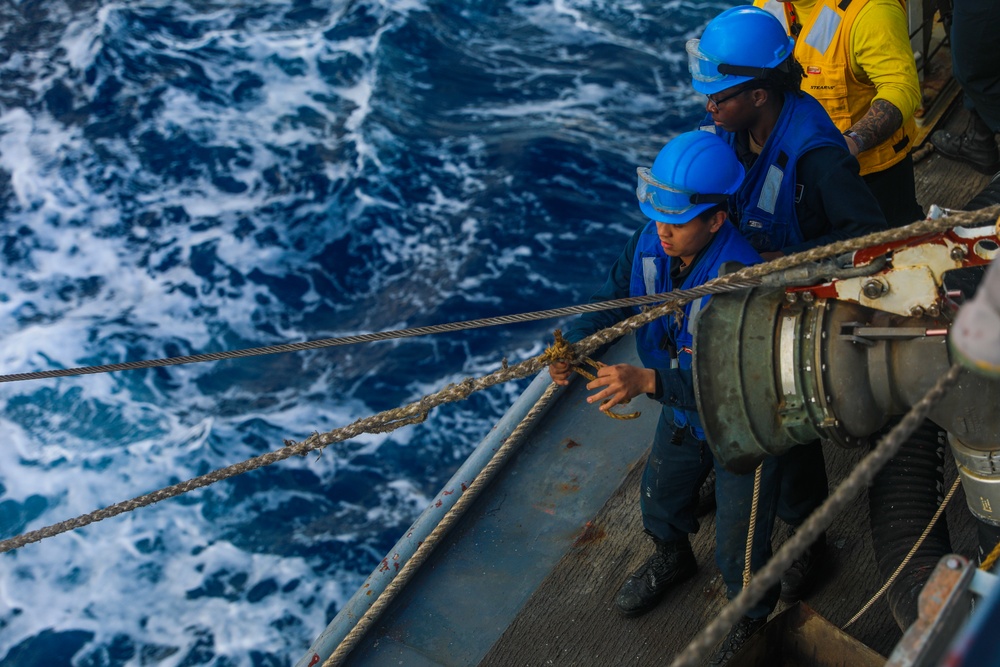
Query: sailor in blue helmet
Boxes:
[
  {"xmin": 684, "ymin": 7, "xmax": 888, "ymax": 664},
  {"xmin": 549, "ymin": 131, "xmax": 782, "ymax": 660},
  {"xmin": 688, "ymin": 6, "xmax": 886, "ymax": 259}
]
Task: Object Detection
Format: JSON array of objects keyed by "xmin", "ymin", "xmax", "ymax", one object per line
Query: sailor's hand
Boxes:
[
  {"xmin": 549, "ymin": 361, "xmax": 573, "ymax": 386},
  {"xmin": 845, "ymin": 135, "xmax": 859, "ymax": 156},
  {"xmin": 586, "ymin": 364, "xmax": 654, "ymax": 411}
]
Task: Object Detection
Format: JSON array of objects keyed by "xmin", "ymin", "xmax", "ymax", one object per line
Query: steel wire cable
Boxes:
[
  {"xmin": 0, "ymin": 206, "xmax": 996, "ymax": 556},
  {"xmin": 0, "ymin": 283, "xmax": 755, "ymax": 384},
  {"xmin": 1, "ymin": 202, "xmax": 995, "ymax": 386},
  {"xmin": 0, "ymin": 278, "xmax": 755, "ymax": 554}
]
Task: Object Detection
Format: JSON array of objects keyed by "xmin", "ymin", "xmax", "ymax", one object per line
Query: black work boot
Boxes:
[
  {"xmin": 965, "ymin": 169, "xmax": 1000, "ymax": 210},
  {"xmin": 708, "ymin": 615, "xmax": 767, "ymax": 666},
  {"xmin": 779, "ymin": 530, "xmax": 826, "ymax": 603},
  {"xmin": 614, "ymin": 535, "xmax": 696, "ymax": 617},
  {"xmin": 930, "ymin": 109, "xmax": 1000, "ymax": 174}
]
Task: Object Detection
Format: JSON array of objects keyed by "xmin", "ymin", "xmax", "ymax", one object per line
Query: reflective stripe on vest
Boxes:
[
  {"xmin": 642, "ymin": 256, "xmax": 657, "ymax": 297},
  {"xmin": 759, "ymin": 0, "xmax": 789, "ymax": 28},
  {"xmin": 759, "ymin": 164, "xmax": 784, "ymax": 214},
  {"xmin": 804, "ymin": 5, "xmax": 842, "ymax": 54},
  {"xmin": 703, "ymin": 93, "xmax": 845, "ymax": 253}
]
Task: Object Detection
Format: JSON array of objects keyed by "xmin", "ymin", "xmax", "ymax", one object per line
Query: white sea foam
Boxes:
[{"xmin": 0, "ymin": 0, "xmax": 708, "ymax": 663}]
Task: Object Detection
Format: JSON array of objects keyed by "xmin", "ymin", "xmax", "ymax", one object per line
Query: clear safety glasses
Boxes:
[
  {"xmin": 687, "ymin": 39, "xmax": 769, "ymax": 84},
  {"xmin": 686, "ymin": 39, "xmax": 725, "ymax": 83},
  {"xmin": 636, "ymin": 167, "xmax": 727, "ymax": 216}
]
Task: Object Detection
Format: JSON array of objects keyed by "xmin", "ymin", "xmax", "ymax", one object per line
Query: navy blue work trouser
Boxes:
[
  {"xmin": 776, "ymin": 437, "xmax": 829, "ymax": 529},
  {"xmin": 952, "ymin": 0, "xmax": 1000, "ymax": 131},
  {"xmin": 639, "ymin": 408, "xmax": 827, "ymax": 619}
]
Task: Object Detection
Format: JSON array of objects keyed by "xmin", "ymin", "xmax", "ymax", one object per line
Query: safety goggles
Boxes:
[
  {"xmin": 636, "ymin": 167, "xmax": 728, "ymax": 215},
  {"xmin": 686, "ymin": 38, "xmax": 777, "ymax": 84},
  {"xmin": 687, "ymin": 39, "xmax": 726, "ymax": 83}
]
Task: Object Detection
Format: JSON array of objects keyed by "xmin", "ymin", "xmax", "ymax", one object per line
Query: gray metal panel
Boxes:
[{"xmin": 347, "ymin": 334, "xmax": 660, "ymax": 666}]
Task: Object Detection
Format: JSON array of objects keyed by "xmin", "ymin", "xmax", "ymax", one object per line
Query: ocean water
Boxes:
[{"xmin": 0, "ymin": 1, "xmax": 733, "ymax": 664}]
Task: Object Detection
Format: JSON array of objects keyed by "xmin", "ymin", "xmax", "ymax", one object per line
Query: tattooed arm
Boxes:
[
  {"xmin": 843, "ymin": 1, "xmax": 920, "ymax": 157},
  {"xmin": 844, "ymin": 99, "xmax": 904, "ymax": 157}
]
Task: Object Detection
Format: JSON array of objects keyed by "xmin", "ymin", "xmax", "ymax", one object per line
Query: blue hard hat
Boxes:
[
  {"xmin": 636, "ymin": 130, "xmax": 744, "ymax": 224},
  {"xmin": 687, "ymin": 6, "xmax": 796, "ymax": 96}
]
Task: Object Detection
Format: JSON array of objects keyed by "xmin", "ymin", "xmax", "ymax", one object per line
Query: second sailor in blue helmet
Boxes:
[
  {"xmin": 548, "ymin": 130, "xmax": 766, "ymax": 628},
  {"xmin": 686, "ymin": 4, "xmax": 797, "ymax": 97},
  {"xmin": 684, "ymin": 8, "xmax": 890, "ymax": 665},
  {"xmin": 688, "ymin": 6, "xmax": 887, "ymax": 258}
]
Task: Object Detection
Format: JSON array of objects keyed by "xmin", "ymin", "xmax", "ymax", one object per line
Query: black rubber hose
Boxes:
[{"xmin": 868, "ymin": 418, "xmax": 953, "ymax": 630}]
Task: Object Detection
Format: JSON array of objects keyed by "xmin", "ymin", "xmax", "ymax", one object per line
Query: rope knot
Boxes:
[
  {"xmin": 541, "ymin": 329, "xmax": 577, "ymax": 367},
  {"xmin": 542, "ymin": 330, "xmax": 639, "ymax": 421}
]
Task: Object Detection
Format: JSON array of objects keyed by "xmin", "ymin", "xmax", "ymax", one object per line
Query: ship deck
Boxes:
[
  {"xmin": 339, "ymin": 97, "xmax": 997, "ymax": 667},
  {"xmin": 478, "ymin": 105, "xmax": 993, "ymax": 665},
  {"xmin": 481, "ymin": 423, "xmax": 978, "ymax": 665}
]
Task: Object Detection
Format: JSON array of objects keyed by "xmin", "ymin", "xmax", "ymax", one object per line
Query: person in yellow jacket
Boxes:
[{"xmin": 755, "ymin": 0, "xmax": 924, "ymax": 228}]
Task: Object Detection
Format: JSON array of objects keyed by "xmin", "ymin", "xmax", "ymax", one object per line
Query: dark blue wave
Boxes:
[{"xmin": 0, "ymin": 1, "xmax": 724, "ymax": 664}]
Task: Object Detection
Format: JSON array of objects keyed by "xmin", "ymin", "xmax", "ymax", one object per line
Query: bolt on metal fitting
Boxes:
[{"xmin": 862, "ymin": 278, "xmax": 888, "ymax": 299}]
